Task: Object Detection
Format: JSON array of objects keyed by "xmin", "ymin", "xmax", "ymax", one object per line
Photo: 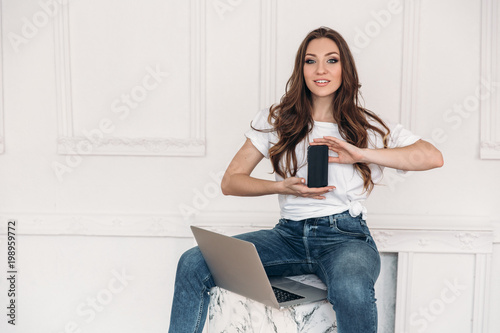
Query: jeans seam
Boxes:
[
  {"xmin": 194, "ymin": 275, "xmax": 212, "ymax": 333},
  {"xmin": 317, "ymin": 261, "xmax": 336, "ymax": 308},
  {"xmin": 371, "ymin": 287, "xmax": 377, "ymax": 333}
]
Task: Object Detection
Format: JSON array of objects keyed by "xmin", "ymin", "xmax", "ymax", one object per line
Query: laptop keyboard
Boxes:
[{"xmin": 272, "ymin": 286, "xmax": 305, "ymax": 303}]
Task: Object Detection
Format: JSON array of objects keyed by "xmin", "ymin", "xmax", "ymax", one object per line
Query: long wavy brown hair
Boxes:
[{"xmin": 253, "ymin": 26, "xmax": 390, "ymax": 193}]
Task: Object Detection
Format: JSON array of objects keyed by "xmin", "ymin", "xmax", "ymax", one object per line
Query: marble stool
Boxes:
[{"xmin": 208, "ymin": 274, "xmax": 337, "ymax": 333}]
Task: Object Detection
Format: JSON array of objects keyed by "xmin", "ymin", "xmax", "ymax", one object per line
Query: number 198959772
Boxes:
[
  {"xmin": 6, "ymin": 220, "xmax": 17, "ymax": 326},
  {"xmin": 7, "ymin": 221, "xmax": 16, "ymax": 270}
]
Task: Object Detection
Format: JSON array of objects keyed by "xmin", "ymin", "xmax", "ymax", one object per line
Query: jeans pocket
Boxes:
[{"xmin": 333, "ymin": 217, "xmax": 368, "ymax": 237}]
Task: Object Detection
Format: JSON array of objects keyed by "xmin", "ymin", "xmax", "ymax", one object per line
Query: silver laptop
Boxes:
[{"xmin": 191, "ymin": 226, "xmax": 328, "ymax": 309}]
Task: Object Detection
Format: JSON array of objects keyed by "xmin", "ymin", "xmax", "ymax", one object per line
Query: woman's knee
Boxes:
[
  {"xmin": 334, "ymin": 280, "xmax": 374, "ymax": 300},
  {"xmin": 323, "ymin": 255, "xmax": 378, "ymax": 307},
  {"xmin": 176, "ymin": 247, "xmax": 211, "ymax": 280},
  {"xmin": 332, "ymin": 242, "xmax": 381, "ymax": 281},
  {"xmin": 178, "ymin": 247, "xmax": 203, "ymax": 265}
]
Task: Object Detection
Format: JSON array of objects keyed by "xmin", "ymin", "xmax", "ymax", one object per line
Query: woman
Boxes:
[{"xmin": 169, "ymin": 27, "xmax": 443, "ymax": 333}]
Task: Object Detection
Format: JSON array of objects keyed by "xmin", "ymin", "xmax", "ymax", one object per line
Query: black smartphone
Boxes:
[{"xmin": 307, "ymin": 145, "xmax": 329, "ymax": 188}]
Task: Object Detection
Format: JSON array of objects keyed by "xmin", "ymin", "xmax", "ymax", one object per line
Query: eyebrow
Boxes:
[{"xmin": 305, "ymin": 52, "xmax": 339, "ymax": 57}]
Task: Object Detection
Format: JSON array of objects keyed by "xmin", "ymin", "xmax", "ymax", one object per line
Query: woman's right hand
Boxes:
[
  {"xmin": 222, "ymin": 139, "xmax": 336, "ymax": 198},
  {"xmin": 280, "ymin": 177, "xmax": 335, "ymax": 200}
]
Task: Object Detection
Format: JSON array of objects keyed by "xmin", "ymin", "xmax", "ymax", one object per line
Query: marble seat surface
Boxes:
[{"xmin": 208, "ymin": 274, "xmax": 337, "ymax": 333}]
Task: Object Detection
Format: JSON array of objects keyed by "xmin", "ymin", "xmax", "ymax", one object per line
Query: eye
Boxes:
[
  {"xmin": 305, "ymin": 59, "xmax": 316, "ymax": 64},
  {"xmin": 327, "ymin": 58, "xmax": 339, "ymax": 64}
]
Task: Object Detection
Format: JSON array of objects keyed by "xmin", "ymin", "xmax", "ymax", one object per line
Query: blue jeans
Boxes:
[{"xmin": 169, "ymin": 211, "xmax": 381, "ymax": 333}]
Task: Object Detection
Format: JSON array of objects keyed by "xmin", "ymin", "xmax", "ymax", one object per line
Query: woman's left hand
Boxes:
[
  {"xmin": 311, "ymin": 136, "xmax": 444, "ymax": 171},
  {"xmin": 311, "ymin": 136, "xmax": 364, "ymax": 165}
]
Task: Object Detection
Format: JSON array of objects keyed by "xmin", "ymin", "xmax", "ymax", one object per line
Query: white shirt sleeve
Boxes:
[
  {"xmin": 367, "ymin": 119, "xmax": 421, "ymax": 174},
  {"xmin": 244, "ymin": 109, "xmax": 275, "ymax": 159},
  {"xmin": 368, "ymin": 119, "xmax": 421, "ymax": 149},
  {"xmin": 387, "ymin": 123, "xmax": 421, "ymax": 148},
  {"xmin": 386, "ymin": 122, "xmax": 421, "ymax": 173}
]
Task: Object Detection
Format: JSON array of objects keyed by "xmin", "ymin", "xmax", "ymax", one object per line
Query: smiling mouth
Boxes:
[{"xmin": 314, "ymin": 80, "xmax": 330, "ymax": 86}]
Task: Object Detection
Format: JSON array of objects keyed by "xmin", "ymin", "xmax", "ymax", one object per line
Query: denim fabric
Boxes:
[{"xmin": 169, "ymin": 210, "xmax": 380, "ymax": 333}]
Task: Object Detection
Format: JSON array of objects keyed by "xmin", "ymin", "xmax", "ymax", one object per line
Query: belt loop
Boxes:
[{"xmin": 328, "ymin": 215, "xmax": 335, "ymax": 227}]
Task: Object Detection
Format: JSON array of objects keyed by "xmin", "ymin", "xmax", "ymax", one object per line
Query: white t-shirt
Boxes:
[{"xmin": 245, "ymin": 108, "xmax": 421, "ymax": 220}]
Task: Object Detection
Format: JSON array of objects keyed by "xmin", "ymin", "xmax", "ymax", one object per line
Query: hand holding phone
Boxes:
[{"xmin": 307, "ymin": 145, "xmax": 329, "ymax": 188}]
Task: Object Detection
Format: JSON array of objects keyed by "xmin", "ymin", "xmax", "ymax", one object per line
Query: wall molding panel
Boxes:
[
  {"xmin": 400, "ymin": 0, "xmax": 421, "ymax": 130},
  {"xmin": 395, "ymin": 253, "xmax": 492, "ymax": 333},
  {"xmin": 0, "ymin": 213, "xmax": 193, "ymax": 238},
  {"xmin": 473, "ymin": 254, "xmax": 491, "ymax": 333},
  {"xmin": 394, "ymin": 252, "xmax": 414, "ymax": 333},
  {"xmin": 259, "ymin": 0, "xmax": 277, "ymax": 110},
  {"xmin": 54, "ymin": 0, "xmax": 206, "ymax": 156},
  {"xmin": 480, "ymin": 0, "xmax": 500, "ymax": 159}
]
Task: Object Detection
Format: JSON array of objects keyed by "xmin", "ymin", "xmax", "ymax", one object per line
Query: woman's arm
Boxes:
[
  {"xmin": 361, "ymin": 139, "xmax": 444, "ymax": 170},
  {"xmin": 221, "ymin": 138, "xmax": 336, "ymax": 199},
  {"xmin": 311, "ymin": 137, "xmax": 444, "ymax": 171}
]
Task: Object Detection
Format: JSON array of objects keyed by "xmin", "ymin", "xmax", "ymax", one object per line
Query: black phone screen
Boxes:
[{"xmin": 307, "ymin": 145, "xmax": 328, "ymax": 188}]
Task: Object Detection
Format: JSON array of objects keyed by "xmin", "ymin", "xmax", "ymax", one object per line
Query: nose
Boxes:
[{"xmin": 316, "ymin": 61, "xmax": 327, "ymax": 74}]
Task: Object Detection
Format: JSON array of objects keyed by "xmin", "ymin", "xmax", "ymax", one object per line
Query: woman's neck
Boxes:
[{"xmin": 311, "ymin": 96, "xmax": 335, "ymax": 123}]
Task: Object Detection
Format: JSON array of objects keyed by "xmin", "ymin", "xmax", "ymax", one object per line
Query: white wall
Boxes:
[{"xmin": 0, "ymin": 0, "xmax": 499, "ymax": 332}]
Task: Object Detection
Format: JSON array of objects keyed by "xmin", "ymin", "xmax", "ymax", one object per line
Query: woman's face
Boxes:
[{"xmin": 303, "ymin": 37, "xmax": 342, "ymax": 101}]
